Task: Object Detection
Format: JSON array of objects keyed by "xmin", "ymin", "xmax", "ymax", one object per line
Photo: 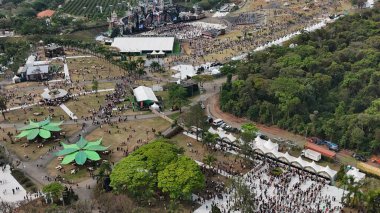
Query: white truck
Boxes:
[{"xmin": 301, "ymin": 149, "xmax": 322, "ymax": 161}]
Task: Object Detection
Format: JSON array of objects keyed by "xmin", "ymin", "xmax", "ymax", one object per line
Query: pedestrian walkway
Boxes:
[
  {"xmin": 63, "ymin": 63, "xmax": 70, "ymax": 82},
  {"xmin": 59, "ymin": 104, "xmax": 78, "ymax": 120},
  {"xmin": 66, "ymin": 55, "xmax": 93, "ymax": 59},
  {"xmin": 1, "ymin": 103, "xmax": 37, "ymax": 113}
]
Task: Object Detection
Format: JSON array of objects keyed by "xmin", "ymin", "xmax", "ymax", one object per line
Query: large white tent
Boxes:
[
  {"xmin": 133, "ymin": 86, "xmax": 158, "ymax": 103},
  {"xmin": 111, "ymin": 37, "xmax": 175, "ymax": 53},
  {"xmin": 346, "ymin": 167, "xmax": 366, "ymax": 182},
  {"xmin": 251, "ymin": 136, "xmax": 337, "ymax": 180},
  {"xmin": 208, "ymin": 127, "xmax": 237, "ymax": 143}
]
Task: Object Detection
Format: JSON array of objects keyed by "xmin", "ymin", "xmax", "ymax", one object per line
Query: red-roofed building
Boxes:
[
  {"xmin": 37, "ymin": 10, "xmax": 55, "ymax": 18},
  {"xmin": 304, "ymin": 142, "xmax": 336, "ymax": 159}
]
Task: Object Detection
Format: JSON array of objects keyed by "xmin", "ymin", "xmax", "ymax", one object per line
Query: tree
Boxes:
[
  {"xmin": 55, "ymin": 137, "xmax": 108, "ymax": 165},
  {"xmin": 182, "ymin": 104, "xmax": 206, "ymax": 141},
  {"xmin": 110, "ymin": 27, "xmax": 120, "ymax": 38},
  {"xmin": 192, "ymin": 75, "xmax": 213, "ymax": 87},
  {"xmin": 110, "ymin": 154, "xmax": 156, "ymax": 199},
  {"xmin": 167, "ymin": 83, "xmax": 188, "ymax": 113},
  {"xmin": 203, "ymin": 154, "xmax": 217, "ymax": 167},
  {"xmin": 365, "ymin": 189, "xmax": 380, "ymax": 212},
  {"xmin": 342, "ymin": 175, "xmax": 364, "ymax": 208},
  {"xmin": 240, "ymin": 123, "xmax": 258, "ymax": 142},
  {"xmin": 0, "ymin": 95, "xmax": 7, "ymax": 120},
  {"xmin": 16, "ymin": 118, "xmax": 62, "ymax": 141},
  {"xmin": 43, "ymin": 182, "xmax": 64, "ymax": 204},
  {"xmin": 157, "ymin": 156, "xmax": 205, "ymax": 200},
  {"xmin": 202, "ymin": 132, "xmax": 218, "ymax": 147},
  {"xmin": 136, "ymin": 57, "xmax": 145, "ymax": 68},
  {"xmin": 110, "ymin": 140, "xmax": 181, "ymax": 199},
  {"xmin": 92, "ymin": 80, "xmax": 99, "ymax": 93},
  {"xmin": 149, "ymin": 61, "xmax": 161, "ymax": 72},
  {"xmin": 231, "ymin": 177, "xmax": 255, "ymax": 212}
]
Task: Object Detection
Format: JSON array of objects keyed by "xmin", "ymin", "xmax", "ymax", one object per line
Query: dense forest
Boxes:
[{"xmin": 220, "ymin": 9, "xmax": 380, "ymax": 154}]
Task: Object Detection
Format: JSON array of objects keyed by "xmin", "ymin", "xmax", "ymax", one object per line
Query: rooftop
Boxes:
[
  {"xmin": 37, "ymin": 10, "xmax": 55, "ymax": 18},
  {"xmin": 111, "ymin": 37, "xmax": 175, "ymax": 53}
]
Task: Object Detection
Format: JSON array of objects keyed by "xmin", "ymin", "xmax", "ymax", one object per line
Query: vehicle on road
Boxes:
[
  {"xmin": 212, "ymin": 118, "xmax": 225, "ymax": 126},
  {"xmin": 307, "ymin": 137, "xmax": 339, "ymax": 151},
  {"xmin": 352, "ymin": 153, "xmax": 367, "ymax": 162}
]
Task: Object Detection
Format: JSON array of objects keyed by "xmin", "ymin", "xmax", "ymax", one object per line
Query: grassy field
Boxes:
[
  {"xmin": 64, "ymin": 92, "xmax": 111, "ymax": 118},
  {"xmin": 85, "ymin": 118, "xmax": 172, "ymax": 163},
  {"xmin": 0, "ymin": 124, "xmax": 78, "ymax": 161},
  {"xmin": 68, "ymin": 57, "xmax": 124, "ymax": 82},
  {"xmin": 1, "ymin": 105, "xmax": 69, "ymax": 124},
  {"xmin": 46, "ymin": 118, "xmax": 171, "ymax": 182}
]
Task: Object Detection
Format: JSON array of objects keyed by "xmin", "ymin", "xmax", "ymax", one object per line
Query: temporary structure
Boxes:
[
  {"xmin": 346, "ymin": 167, "xmax": 366, "ymax": 182},
  {"xmin": 12, "ymin": 75, "xmax": 20, "ymax": 83},
  {"xmin": 133, "ymin": 86, "xmax": 158, "ymax": 108},
  {"xmin": 150, "ymin": 103, "xmax": 160, "ymax": 111},
  {"xmin": 251, "ymin": 136, "xmax": 338, "ymax": 180}
]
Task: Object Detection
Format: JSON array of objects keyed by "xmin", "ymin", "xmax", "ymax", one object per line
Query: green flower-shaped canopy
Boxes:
[
  {"xmin": 16, "ymin": 118, "xmax": 63, "ymax": 140},
  {"xmin": 55, "ymin": 137, "xmax": 109, "ymax": 165}
]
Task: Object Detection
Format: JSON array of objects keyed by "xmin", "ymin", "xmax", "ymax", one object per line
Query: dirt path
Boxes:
[{"xmin": 206, "ymin": 93, "xmax": 307, "ymax": 147}]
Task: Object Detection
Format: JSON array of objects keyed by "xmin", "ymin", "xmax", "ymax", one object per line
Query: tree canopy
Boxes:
[
  {"xmin": 220, "ymin": 9, "xmax": 380, "ymax": 154},
  {"xmin": 42, "ymin": 182, "xmax": 64, "ymax": 203},
  {"xmin": 110, "ymin": 139, "xmax": 204, "ymax": 200},
  {"xmin": 157, "ymin": 156, "xmax": 205, "ymax": 200}
]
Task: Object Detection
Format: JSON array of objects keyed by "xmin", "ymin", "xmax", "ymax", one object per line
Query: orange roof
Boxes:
[
  {"xmin": 37, "ymin": 10, "xmax": 55, "ymax": 18},
  {"xmin": 304, "ymin": 142, "xmax": 336, "ymax": 158}
]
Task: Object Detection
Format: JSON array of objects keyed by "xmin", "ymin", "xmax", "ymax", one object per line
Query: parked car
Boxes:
[
  {"xmin": 212, "ymin": 118, "xmax": 225, "ymax": 126},
  {"xmin": 353, "ymin": 153, "xmax": 367, "ymax": 162}
]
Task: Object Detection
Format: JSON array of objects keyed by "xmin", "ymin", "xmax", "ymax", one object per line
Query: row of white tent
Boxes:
[
  {"xmin": 208, "ymin": 127, "xmax": 237, "ymax": 143},
  {"xmin": 251, "ymin": 136, "xmax": 338, "ymax": 180}
]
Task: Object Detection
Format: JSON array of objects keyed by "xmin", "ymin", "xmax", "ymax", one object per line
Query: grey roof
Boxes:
[
  {"xmin": 26, "ymin": 65, "xmax": 49, "ymax": 76},
  {"xmin": 41, "ymin": 89, "xmax": 68, "ymax": 100}
]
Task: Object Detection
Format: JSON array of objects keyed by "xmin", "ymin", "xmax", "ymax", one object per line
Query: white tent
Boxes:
[
  {"xmin": 111, "ymin": 37, "xmax": 174, "ymax": 53},
  {"xmin": 208, "ymin": 127, "xmax": 237, "ymax": 142},
  {"xmin": 12, "ymin": 75, "xmax": 20, "ymax": 83},
  {"xmin": 346, "ymin": 167, "xmax": 365, "ymax": 182},
  {"xmin": 250, "ymin": 136, "xmax": 338, "ymax": 180},
  {"xmin": 133, "ymin": 86, "xmax": 158, "ymax": 102},
  {"xmin": 150, "ymin": 103, "xmax": 160, "ymax": 111}
]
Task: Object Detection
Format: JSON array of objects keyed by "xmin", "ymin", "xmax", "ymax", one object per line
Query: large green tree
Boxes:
[
  {"xmin": 167, "ymin": 83, "xmax": 188, "ymax": 113},
  {"xmin": 110, "ymin": 140, "xmax": 204, "ymax": 200},
  {"xmin": 43, "ymin": 182, "xmax": 64, "ymax": 204},
  {"xmin": 157, "ymin": 156, "xmax": 205, "ymax": 200},
  {"xmin": 182, "ymin": 104, "xmax": 207, "ymax": 141}
]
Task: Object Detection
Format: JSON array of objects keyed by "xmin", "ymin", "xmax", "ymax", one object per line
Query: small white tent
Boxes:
[{"xmin": 12, "ymin": 75, "xmax": 20, "ymax": 83}]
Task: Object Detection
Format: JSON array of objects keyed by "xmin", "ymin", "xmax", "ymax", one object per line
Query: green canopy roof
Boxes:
[
  {"xmin": 55, "ymin": 137, "xmax": 109, "ymax": 165},
  {"xmin": 16, "ymin": 118, "xmax": 63, "ymax": 141}
]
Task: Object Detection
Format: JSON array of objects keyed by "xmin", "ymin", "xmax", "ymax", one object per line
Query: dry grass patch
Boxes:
[
  {"xmin": 67, "ymin": 57, "xmax": 124, "ymax": 82},
  {"xmin": 0, "ymin": 124, "xmax": 78, "ymax": 161},
  {"xmin": 64, "ymin": 92, "xmax": 111, "ymax": 118},
  {"xmin": 1, "ymin": 105, "xmax": 68, "ymax": 124},
  {"xmin": 85, "ymin": 118, "xmax": 171, "ymax": 162}
]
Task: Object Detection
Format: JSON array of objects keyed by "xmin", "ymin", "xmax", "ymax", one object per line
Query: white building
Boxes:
[{"xmin": 111, "ymin": 37, "xmax": 175, "ymax": 54}]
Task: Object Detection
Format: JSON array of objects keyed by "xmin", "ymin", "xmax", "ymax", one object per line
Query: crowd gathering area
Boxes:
[{"xmin": 0, "ymin": 0, "xmax": 375, "ymax": 212}]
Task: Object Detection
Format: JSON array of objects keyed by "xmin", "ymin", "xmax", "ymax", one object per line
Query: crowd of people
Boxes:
[{"xmin": 201, "ymin": 156, "xmax": 343, "ymax": 213}]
